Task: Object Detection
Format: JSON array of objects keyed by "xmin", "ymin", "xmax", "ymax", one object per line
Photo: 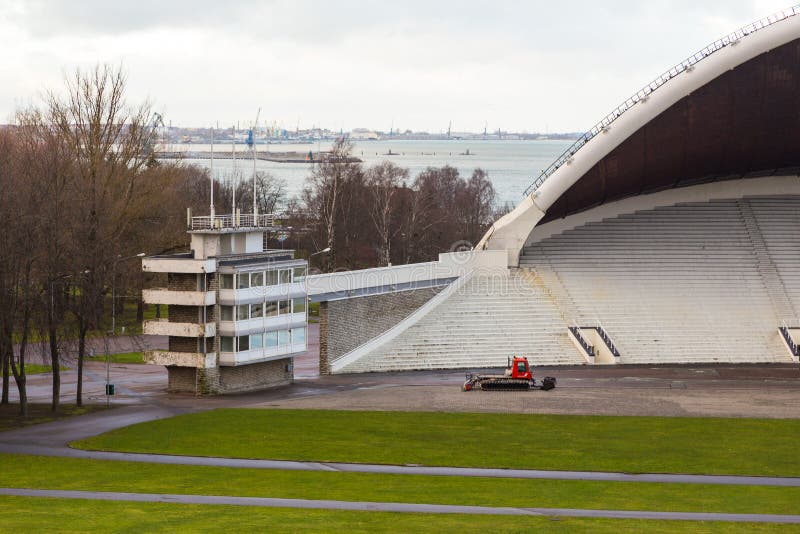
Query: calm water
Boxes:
[{"xmin": 173, "ymin": 139, "xmax": 574, "ymax": 207}]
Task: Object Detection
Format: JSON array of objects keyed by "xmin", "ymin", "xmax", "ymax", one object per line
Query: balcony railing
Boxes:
[
  {"xmin": 523, "ymin": 5, "xmax": 800, "ymax": 197},
  {"xmin": 142, "ymin": 288, "xmax": 216, "ymax": 306},
  {"xmin": 144, "ymin": 350, "xmax": 215, "ymax": 368},
  {"xmin": 190, "ymin": 213, "xmax": 279, "ymax": 231},
  {"xmin": 143, "ymin": 319, "xmax": 215, "ymax": 337}
]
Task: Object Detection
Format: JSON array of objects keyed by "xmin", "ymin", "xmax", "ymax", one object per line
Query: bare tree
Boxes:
[
  {"xmin": 233, "ymin": 172, "xmax": 287, "ymax": 216},
  {"xmin": 366, "ymin": 161, "xmax": 407, "ymax": 265},
  {"xmin": 458, "ymin": 168, "xmax": 496, "ymax": 245},
  {"xmin": 13, "ymin": 106, "xmax": 76, "ymax": 411},
  {"xmin": 304, "ymin": 137, "xmax": 361, "ymax": 271},
  {"xmin": 45, "ymin": 64, "xmax": 158, "ymax": 407}
]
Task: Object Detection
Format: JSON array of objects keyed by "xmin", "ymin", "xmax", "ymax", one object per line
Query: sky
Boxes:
[{"xmin": 0, "ymin": 0, "xmax": 794, "ymax": 133}]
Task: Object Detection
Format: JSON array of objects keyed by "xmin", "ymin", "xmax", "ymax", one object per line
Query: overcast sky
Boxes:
[{"xmin": 0, "ymin": 0, "xmax": 793, "ymax": 132}]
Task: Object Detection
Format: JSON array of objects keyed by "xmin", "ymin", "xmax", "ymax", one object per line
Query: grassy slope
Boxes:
[
  {"xmin": 1, "ymin": 454, "xmax": 799, "ymax": 515},
  {"xmin": 0, "ymin": 497, "xmax": 791, "ymax": 533},
  {"xmin": 75, "ymin": 409, "xmax": 800, "ymax": 476}
]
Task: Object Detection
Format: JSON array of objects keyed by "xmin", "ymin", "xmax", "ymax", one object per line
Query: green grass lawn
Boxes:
[
  {"xmin": 86, "ymin": 351, "xmax": 143, "ymax": 364},
  {"xmin": 24, "ymin": 364, "xmax": 68, "ymax": 375},
  {"xmin": 1, "ymin": 497, "xmax": 788, "ymax": 534},
  {"xmin": 74, "ymin": 409, "xmax": 800, "ymax": 477},
  {"xmin": 2, "ymin": 454, "xmax": 799, "ymax": 515}
]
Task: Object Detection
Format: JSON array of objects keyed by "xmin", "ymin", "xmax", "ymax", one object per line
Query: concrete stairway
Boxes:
[
  {"xmin": 738, "ymin": 199, "xmax": 797, "ymax": 323},
  {"xmin": 520, "ymin": 198, "xmax": 791, "ymax": 364},
  {"xmin": 339, "ymin": 270, "xmax": 583, "ymax": 373},
  {"xmin": 746, "ymin": 196, "xmax": 800, "ymax": 324}
]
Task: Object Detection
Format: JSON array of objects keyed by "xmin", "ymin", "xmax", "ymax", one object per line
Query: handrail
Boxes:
[
  {"xmin": 779, "ymin": 322, "xmax": 800, "ymax": 357},
  {"xmin": 523, "ymin": 5, "xmax": 800, "ymax": 197},
  {"xmin": 568, "ymin": 324, "xmax": 594, "ymax": 357},
  {"xmin": 594, "ymin": 319, "xmax": 620, "ymax": 358},
  {"xmin": 190, "ymin": 213, "xmax": 278, "ymax": 230}
]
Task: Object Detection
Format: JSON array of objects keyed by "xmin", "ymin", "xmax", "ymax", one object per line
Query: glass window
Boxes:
[
  {"xmin": 278, "ymin": 330, "xmax": 290, "ymax": 346},
  {"xmin": 264, "ymin": 331, "xmax": 278, "ymax": 348},
  {"xmin": 237, "ymin": 335, "xmax": 249, "ymax": 352},
  {"xmin": 293, "ymin": 266, "xmax": 307, "ymax": 281},
  {"xmin": 250, "ymin": 333, "xmax": 263, "ymax": 349},
  {"xmin": 251, "ymin": 272, "xmax": 264, "ymax": 287},
  {"xmin": 279, "ymin": 269, "xmax": 291, "ymax": 284},
  {"xmin": 237, "ymin": 305, "xmax": 249, "ymax": 321},
  {"xmin": 292, "ymin": 327, "xmax": 306, "ymax": 345},
  {"xmin": 220, "ymin": 274, "xmax": 234, "ymax": 289},
  {"xmin": 265, "ymin": 301, "xmax": 278, "ymax": 317},
  {"xmin": 279, "ymin": 300, "xmax": 290, "ymax": 315},
  {"xmin": 221, "ymin": 336, "xmax": 234, "ymax": 352},
  {"xmin": 265, "ymin": 270, "xmax": 278, "ymax": 286},
  {"xmin": 292, "ymin": 297, "xmax": 306, "ymax": 315},
  {"xmin": 251, "ymin": 302, "xmax": 263, "ymax": 318},
  {"xmin": 237, "ymin": 273, "xmax": 250, "ymax": 289},
  {"xmin": 220, "ymin": 306, "xmax": 234, "ymax": 321}
]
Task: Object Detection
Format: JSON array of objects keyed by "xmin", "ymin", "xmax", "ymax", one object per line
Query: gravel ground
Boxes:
[{"xmin": 258, "ymin": 364, "xmax": 800, "ymax": 419}]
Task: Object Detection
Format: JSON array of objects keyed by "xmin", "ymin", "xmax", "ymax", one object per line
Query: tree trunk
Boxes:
[
  {"xmin": 11, "ymin": 337, "xmax": 27, "ymax": 417},
  {"xmin": 48, "ymin": 326, "xmax": 60, "ymax": 412},
  {"xmin": 76, "ymin": 322, "xmax": 88, "ymax": 407},
  {"xmin": 1, "ymin": 343, "xmax": 8, "ymax": 405}
]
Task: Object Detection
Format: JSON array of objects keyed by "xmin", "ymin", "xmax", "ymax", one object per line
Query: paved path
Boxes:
[{"xmin": 2, "ymin": 488, "xmax": 799, "ymax": 523}]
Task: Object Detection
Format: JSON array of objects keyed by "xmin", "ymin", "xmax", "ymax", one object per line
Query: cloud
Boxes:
[{"xmin": 0, "ymin": 0, "xmax": 794, "ymax": 130}]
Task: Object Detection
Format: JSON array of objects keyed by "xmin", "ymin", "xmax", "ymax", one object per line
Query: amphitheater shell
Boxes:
[{"xmin": 317, "ymin": 9, "xmax": 800, "ymax": 372}]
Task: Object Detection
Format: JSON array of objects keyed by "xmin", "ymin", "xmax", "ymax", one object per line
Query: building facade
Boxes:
[{"xmin": 141, "ymin": 213, "xmax": 308, "ymax": 394}]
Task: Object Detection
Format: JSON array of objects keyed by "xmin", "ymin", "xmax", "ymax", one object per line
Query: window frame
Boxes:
[{"xmin": 236, "ymin": 273, "xmax": 250, "ymax": 289}]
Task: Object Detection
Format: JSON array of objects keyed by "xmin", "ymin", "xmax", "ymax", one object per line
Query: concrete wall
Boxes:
[
  {"xmin": 217, "ymin": 358, "xmax": 292, "ymax": 393},
  {"xmin": 168, "ymin": 273, "xmax": 198, "ymax": 291},
  {"xmin": 169, "ymin": 337, "xmax": 198, "ymax": 353},
  {"xmin": 319, "ymin": 287, "xmax": 443, "ymax": 374},
  {"xmin": 167, "ymin": 358, "xmax": 291, "ymax": 394},
  {"xmin": 169, "ymin": 305, "xmax": 199, "ymax": 323},
  {"xmin": 167, "ymin": 366, "xmax": 197, "ymax": 393}
]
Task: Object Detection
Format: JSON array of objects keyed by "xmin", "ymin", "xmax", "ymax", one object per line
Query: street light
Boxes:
[
  {"xmin": 305, "ymin": 247, "xmax": 330, "ymax": 332},
  {"xmin": 308, "ymin": 246, "xmax": 331, "ymax": 274},
  {"xmin": 111, "ymin": 253, "xmax": 146, "ymax": 335},
  {"xmin": 309, "ymin": 246, "xmax": 331, "ymax": 260},
  {"xmin": 106, "ymin": 252, "xmax": 145, "ymax": 408}
]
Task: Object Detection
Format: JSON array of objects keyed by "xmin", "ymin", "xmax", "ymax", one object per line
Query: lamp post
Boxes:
[
  {"xmin": 308, "ymin": 247, "xmax": 331, "ymax": 269},
  {"xmin": 306, "ymin": 246, "xmax": 330, "ymax": 317},
  {"xmin": 111, "ymin": 252, "xmax": 146, "ymax": 335},
  {"xmin": 106, "ymin": 252, "xmax": 145, "ymax": 407}
]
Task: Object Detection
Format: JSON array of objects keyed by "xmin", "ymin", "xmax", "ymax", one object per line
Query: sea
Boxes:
[{"xmin": 171, "ymin": 139, "xmax": 574, "ymax": 208}]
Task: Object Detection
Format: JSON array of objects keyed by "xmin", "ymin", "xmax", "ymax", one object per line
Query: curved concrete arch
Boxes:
[{"xmin": 479, "ymin": 12, "xmax": 800, "ymax": 266}]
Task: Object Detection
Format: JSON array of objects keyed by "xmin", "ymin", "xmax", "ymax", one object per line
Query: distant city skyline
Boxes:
[{"xmin": 0, "ymin": 1, "xmax": 792, "ymax": 132}]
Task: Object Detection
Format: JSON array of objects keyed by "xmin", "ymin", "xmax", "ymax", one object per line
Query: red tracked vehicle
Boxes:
[{"xmin": 462, "ymin": 356, "xmax": 556, "ymax": 391}]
